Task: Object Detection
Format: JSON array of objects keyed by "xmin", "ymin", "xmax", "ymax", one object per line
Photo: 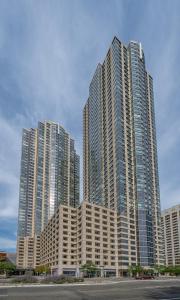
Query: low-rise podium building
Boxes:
[
  {"xmin": 161, "ymin": 204, "xmax": 180, "ymax": 266},
  {"xmin": 40, "ymin": 201, "xmax": 119, "ymax": 276},
  {"xmin": 39, "ymin": 201, "xmax": 138, "ymax": 277}
]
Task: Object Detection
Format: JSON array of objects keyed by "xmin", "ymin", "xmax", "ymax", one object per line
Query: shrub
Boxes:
[
  {"xmin": 11, "ymin": 276, "xmax": 38, "ymax": 284},
  {"xmin": 41, "ymin": 275, "xmax": 66, "ymax": 284},
  {"xmin": 66, "ymin": 277, "xmax": 84, "ymax": 283},
  {"xmin": 41, "ymin": 275, "xmax": 84, "ymax": 284}
]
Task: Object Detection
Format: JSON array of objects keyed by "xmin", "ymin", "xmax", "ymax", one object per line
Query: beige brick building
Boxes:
[
  {"xmin": 40, "ymin": 202, "xmax": 118, "ymax": 276},
  {"xmin": 161, "ymin": 205, "xmax": 180, "ymax": 266},
  {"xmin": 39, "ymin": 201, "xmax": 138, "ymax": 276},
  {"xmin": 16, "ymin": 236, "xmax": 40, "ymax": 269}
]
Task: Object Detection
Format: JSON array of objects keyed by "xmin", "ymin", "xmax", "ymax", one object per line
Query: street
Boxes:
[{"xmin": 0, "ymin": 279, "xmax": 180, "ymax": 300}]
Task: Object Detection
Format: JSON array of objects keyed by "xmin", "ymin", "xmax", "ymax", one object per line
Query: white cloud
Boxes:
[
  {"xmin": 0, "ymin": 1, "xmax": 179, "ymax": 234},
  {"xmin": 161, "ymin": 182, "xmax": 180, "ymax": 210},
  {"xmin": 133, "ymin": 1, "xmax": 180, "ymax": 210},
  {"xmin": 0, "ymin": 0, "xmax": 125, "ymax": 212},
  {"xmin": 0, "ymin": 116, "xmax": 21, "ymax": 218},
  {"xmin": 0, "ymin": 237, "xmax": 16, "ymax": 249},
  {"xmin": 158, "ymin": 119, "xmax": 180, "ymax": 158}
]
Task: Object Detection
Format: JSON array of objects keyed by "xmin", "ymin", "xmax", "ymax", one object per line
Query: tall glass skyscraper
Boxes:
[
  {"xmin": 17, "ymin": 121, "xmax": 80, "ymax": 238},
  {"xmin": 83, "ymin": 37, "xmax": 163, "ymax": 267}
]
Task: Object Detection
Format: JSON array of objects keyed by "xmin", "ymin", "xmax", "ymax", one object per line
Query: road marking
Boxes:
[
  {"xmin": 161, "ymin": 298, "xmax": 180, "ymax": 300},
  {"xmin": 135, "ymin": 285, "xmax": 180, "ymax": 290},
  {"xmin": 0, "ymin": 288, "xmax": 8, "ymax": 297}
]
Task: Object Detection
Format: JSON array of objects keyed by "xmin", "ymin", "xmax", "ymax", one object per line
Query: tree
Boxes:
[
  {"xmin": 153, "ymin": 265, "xmax": 180, "ymax": 276},
  {"xmin": 128, "ymin": 265, "xmax": 135, "ymax": 277},
  {"xmin": 164, "ymin": 266, "xmax": 180, "ymax": 276},
  {"xmin": 128, "ymin": 265, "xmax": 144, "ymax": 277},
  {"xmin": 80, "ymin": 263, "xmax": 98, "ymax": 277},
  {"xmin": 173, "ymin": 266, "xmax": 180, "ymax": 276},
  {"xmin": 153, "ymin": 265, "xmax": 166, "ymax": 275},
  {"xmin": 35, "ymin": 265, "xmax": 50, "ymax": 275},
  {"xmin": 0, "ymin": 261, "xmax": 16, "ymax": 276}
]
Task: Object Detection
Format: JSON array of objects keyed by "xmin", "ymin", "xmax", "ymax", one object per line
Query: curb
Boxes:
[{"xmin": 0, "ymin": 278, "xmax": 180, "ymax": 288}]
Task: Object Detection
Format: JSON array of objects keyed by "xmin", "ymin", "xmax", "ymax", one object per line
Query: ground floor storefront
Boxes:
[{"xmin": 51, "ymin": 265, "xmax": 125, "ymax": 278}]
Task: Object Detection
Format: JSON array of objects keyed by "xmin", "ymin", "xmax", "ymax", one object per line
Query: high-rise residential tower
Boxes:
[
  {"xmin": 161, "ymin": 205, "xmax": 180, "ymax": 266},
  {"xmin": 83, "ymin": 37, "xmax": 163, "ymax": 267},
  {"xmin": 17, "ymin": 121, "xmax": 79, "ymax": 268},
  {"xmin": 17, "ymin": 121, "xmax": 80, "ymax": 237}
]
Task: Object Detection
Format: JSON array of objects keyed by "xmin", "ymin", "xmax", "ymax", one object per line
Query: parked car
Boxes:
[{"xmin": 135, "ymin": 275, "xmax": 155, "ymax": 280}]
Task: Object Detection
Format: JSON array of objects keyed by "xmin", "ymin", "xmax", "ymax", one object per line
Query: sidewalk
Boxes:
[{"xmin": 0, "ymin": 276, "xmax": 180, "ymax": 288}]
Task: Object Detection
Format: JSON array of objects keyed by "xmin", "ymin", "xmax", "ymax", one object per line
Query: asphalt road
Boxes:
[{"xmin": 0, "ymin": 279, "xmax": 180, "ymax": 300}]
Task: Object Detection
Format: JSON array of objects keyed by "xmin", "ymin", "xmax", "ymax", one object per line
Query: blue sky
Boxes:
[{"xmin": 0, "ymin": 0, "xmax": 180, "ymax": 252}]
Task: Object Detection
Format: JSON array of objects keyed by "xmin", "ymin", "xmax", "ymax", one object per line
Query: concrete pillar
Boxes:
[
  {"xmin": 58, "ymin": 267, "xmax": 63, "ymax": 276},
  {"xmin": 100, "ymin": 267, "xmax": 104, "ymax": 277},
  {"xmin": 76, "ymin": 267, "xmax": 80, "ymax": 277}
]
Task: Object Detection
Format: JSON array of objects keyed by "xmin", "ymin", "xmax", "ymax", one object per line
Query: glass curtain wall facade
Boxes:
[
  {"xmin": 83, "ymin": 37, "xmax": 163, "ymax": 267},
  {"xmin": 17, "ymin": 121, "xmax": 80, "ymax": 238},
  {"xmin": 83, "ymin": 64, "xmax": 104, "ymax": 205},
  {"xmin": 128, "ymin": 41, "xmax": 162, "ymax": 266}
]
